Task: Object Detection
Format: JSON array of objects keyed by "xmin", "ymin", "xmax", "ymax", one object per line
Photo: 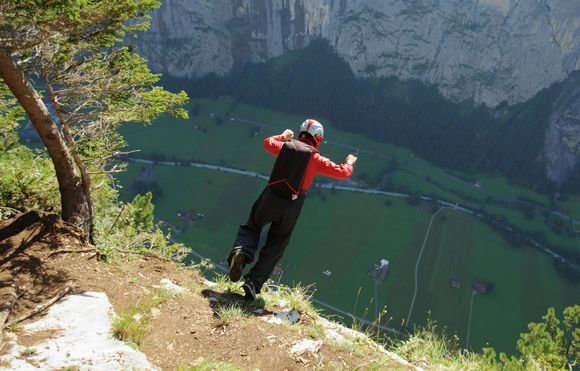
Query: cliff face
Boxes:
[
  {"xmin": 545, "ymin": 77, "xmax": 580, "ymax": 185},
  {"xmin": 138, "ymin": 0, "xmax": 580, "ymax": 107},
  {"xmin": 136, "ymin": 0, "xmax": 234, "ymax": 78},
  {"xmin": 134, "ymin": 0, "xmax": 580, "ymax": 184}
]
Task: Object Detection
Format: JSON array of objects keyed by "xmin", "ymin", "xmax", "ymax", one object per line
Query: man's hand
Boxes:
[
  {"xmin": 282, "ymin": 129, "xmax": 294, "ymax": 141},
  {"xmin": 346, "ymin": 154, "xmax": 358, "ymax": 165}
]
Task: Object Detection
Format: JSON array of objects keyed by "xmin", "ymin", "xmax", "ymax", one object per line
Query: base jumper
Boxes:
[{"xmin": 226, "ymin": 119, "xmax": 357, "ymax": 300}]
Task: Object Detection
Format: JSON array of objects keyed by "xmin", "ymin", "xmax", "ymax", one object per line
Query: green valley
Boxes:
[{"xmin": 115, "ymin": 97, "xmax": 580, "ymax": 354}]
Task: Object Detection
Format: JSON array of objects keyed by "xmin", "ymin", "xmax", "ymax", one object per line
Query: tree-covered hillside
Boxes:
[{"xmin": 172, "ymin": 39, "xmax": 579, "ymax": 194}]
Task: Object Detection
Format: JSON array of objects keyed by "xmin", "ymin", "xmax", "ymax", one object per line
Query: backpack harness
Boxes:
[{"xmin": 268, "ymin": 139, "xmax": 318, "ymax": 200}]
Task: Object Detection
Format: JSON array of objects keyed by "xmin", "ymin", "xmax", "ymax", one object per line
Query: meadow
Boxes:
[{"xmin": 115, "ymin": 97, "xmax": 579, "ymax": 353}]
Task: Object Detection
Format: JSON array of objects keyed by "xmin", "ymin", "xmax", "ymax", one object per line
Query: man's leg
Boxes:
[
  {"xmin": 227, "ymin": 188, "xmax": 274, "ymax": 281},
  {"xmin": 244, "ymin": 195, "xmax": 305, "ymax": 295}
]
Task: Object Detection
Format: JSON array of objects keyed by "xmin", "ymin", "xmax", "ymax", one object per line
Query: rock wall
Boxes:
[
  {"xmin": 545, "ymin": 77, "xmax": 580, "ymax": 185},
  {"xmin": 136, "ymin": 0, "xmax": 580, "ymax": 107}
]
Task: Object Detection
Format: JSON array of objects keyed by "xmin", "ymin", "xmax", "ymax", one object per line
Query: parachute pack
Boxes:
[{"xmin": 268, "ymin": 140, "xmax": 318, "ymax": 200}]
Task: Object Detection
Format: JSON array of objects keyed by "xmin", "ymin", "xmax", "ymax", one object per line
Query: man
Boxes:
[{"xmin": 227, "ymin": 119, "xmax": 357, "ymax": 300}]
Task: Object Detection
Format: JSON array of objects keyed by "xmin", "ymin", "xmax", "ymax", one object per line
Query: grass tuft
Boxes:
[
  {"xmin": 215, "ymin": 303, "xmax": 248, "ymax": 327},
  {"xmin": 391, "ymin": 319, "xmax": 493, "ymax": 370},
  {"xmin": 263, "ymin": 283, "xmax": 318, "ymax": 318},
  {"xmin": 177, "ymin": 360, "xmax": 240, "ymax": 371},
  {"xmin": 19, "ymin": 347, "xmax": 37, "ymax": 357},
  {"xmin": 213, "ymin": 274, "xmax": 244, "ymax": 294},
  {"xmin": 111, "ymin": 288, "xmax": 174, "ymax": 348}
]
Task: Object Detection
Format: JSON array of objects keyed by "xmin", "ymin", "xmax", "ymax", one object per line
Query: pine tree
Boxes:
[{"xmin": 0, "ymin": 0, "xmax": 188, "ymax": 241}]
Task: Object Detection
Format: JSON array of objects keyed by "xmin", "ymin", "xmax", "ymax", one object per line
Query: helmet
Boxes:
[{"xmin": 299, "ymin": 119, "xmax": 324, "ymax": 147}]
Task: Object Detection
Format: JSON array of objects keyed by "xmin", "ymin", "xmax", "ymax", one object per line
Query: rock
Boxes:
[
  {"xmin": 1, "ymin": 292, "xmax": 156, "ymax": 370},
  {"xmin": 289, "ymin": 339, "xmax": 323, "ymax": 356},
  {"xmin": 323, "ymin": 328, "xmax": 346, "ymax": 344},
  {"xmin": 155, "ymin": 278, "xmax": 185, "ymax": 293},
  {"xmin": 150, "ymin": 307, "xmax": 161, "ymax": 318},
  {"xmin": 265, "ymin": 309, "xmax": 300, "ymax": 325},
  {"xmin": 207, "ymin": 296, "xmax": 219, "ymax": 305}
]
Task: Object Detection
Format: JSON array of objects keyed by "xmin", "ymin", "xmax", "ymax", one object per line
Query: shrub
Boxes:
[{"xmin": 0, "ymin": 145, "xmax": 60, "ymax": 217}]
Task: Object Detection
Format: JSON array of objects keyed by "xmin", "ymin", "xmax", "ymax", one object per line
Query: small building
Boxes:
[
  {"xmin": 177, "ymin": 210, "xmax": 194, "ymax": 223},
  {"xmin": 368, "ymin": 259, "xmax": 390, "ymax": 283},
  {"xmin": 472, "ymin": 279, "xmax": 489, "ymax": 294},
  {"xmin": 450, "ymin": 279, "xmax": 461, "ymax": 289}
]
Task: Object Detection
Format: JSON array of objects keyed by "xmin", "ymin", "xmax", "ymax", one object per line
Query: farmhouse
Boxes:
[
  {"xmin": 450, "ymin": 279, "xmax": 461, "ymax": 289},
  {"xmin": 368, "ymin": 259, "xmax": 390, "ymax": 283},
  {"xmin": 472, "ymin": 279, "xmax": 489, "ymax": 294}
]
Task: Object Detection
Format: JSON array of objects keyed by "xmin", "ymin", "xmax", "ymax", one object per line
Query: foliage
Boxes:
[
  {"xmin": 0, "ymin": 0, "xmax": 161, "ymax": 50},
  {"xmin": 212, "ymin": 274, "xmax": 244, "ymax": 294},
  {"xmin": 19, "ymin": 348, "xmax": 37, "ymax": 357},
  {"xmin": 0, "ymin": 144, "xmax": 60, "ymax": 216},
  {"xmin": 0, "ymin": 82, "xmax": 23, "ymax": 151},
  {"xmin": 483, "ymin": 305, "xmax": 579, "ymax": 370},
  {"xmin": 92, "ymin": 183, "xmax": 190, "ymax": 261},
  {"xmin": 111, "ymin": 287, "xmax": 174, "ymax": 348},
  {"xmin": 129, "ymin": 192, "xmax": 155, "ymax": 230},
  {"xmin": 392, "ymin": 319, "xmax": 499, "ymax": 370},
  {"xmin": 0, "ymin": 0, "xmax": 188, "ymax": 237},
  {"xmin": 215, "ymin": 304, "xmax": 248, "ymax": 327},
  {"xmin": 392, "ymin": 305, "xmax": 580, "ymax": 370},
  {"xmin": 276, "ymin": 283, "xmax": 319, "ymax": 318},
  {"xmin": 177, "ymin": 360, "xmax": 240, "ymax": 371}
]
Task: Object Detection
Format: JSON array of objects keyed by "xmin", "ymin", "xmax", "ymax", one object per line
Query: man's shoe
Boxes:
[
  {"xmin": 242, "ymin": 281, "xmax": 257, "ymax": 301},
  {"xmin": 228, "ymin": 250, "xmax": 245, "ymax": 282}
]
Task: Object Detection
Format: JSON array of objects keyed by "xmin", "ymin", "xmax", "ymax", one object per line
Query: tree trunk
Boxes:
[{"xmin": 0, "ymin": 49, "xmax": 91, "ymax": 239}]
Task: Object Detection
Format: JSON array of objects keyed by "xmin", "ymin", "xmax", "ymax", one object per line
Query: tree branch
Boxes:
[{"xmin": 6, "ymin": 286, "xmax": 72, "ymax": 326}]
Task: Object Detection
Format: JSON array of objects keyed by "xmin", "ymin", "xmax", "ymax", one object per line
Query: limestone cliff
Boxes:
[
  {"xmin": 137, "ymin": 0, "xmax": 580, "ymax": 107},
  {"xmin": 545, "ymin": 76, "xmax": 580, "ymax": 185}
]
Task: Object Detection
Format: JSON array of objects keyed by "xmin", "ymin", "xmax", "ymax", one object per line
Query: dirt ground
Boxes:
[{"xmin": 0, "ymin": 211, "xmax": 410, "ymax": 370}]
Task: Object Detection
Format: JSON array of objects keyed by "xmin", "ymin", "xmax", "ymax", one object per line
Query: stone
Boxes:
[{"xmin": 289, "ymin": 339, "xmax": 323, "ymax": 355}]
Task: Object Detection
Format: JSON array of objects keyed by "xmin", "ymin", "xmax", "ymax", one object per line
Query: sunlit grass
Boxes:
[
  {"xmin": 111, "ymin": 288, "xmax": 174, "ymax": 348},
  {"xmin": 177, "ymin": 360, "xmax": 240, "ymax": 371},
  {"xmin": 215, "ymin": 303, "xmax": 248, "ymax": 327}
]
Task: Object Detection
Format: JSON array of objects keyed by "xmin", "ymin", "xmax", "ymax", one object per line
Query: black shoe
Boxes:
[
  {"xmin": 228, "ymin": 250, "xmax": 245, "ymax": 282},
  {"xmin": 242, "ymin": 281, "xmax": 257, "ymax": 301}
]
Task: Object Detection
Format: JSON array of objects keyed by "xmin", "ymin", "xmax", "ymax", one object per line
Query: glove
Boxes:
[
  {"xmin": 282, "ymin": 129, "xmax": 294, "ymax": 141},
  {"xmin": 346, "ymin": 154, "xmax": 358, "ymax": 165}
]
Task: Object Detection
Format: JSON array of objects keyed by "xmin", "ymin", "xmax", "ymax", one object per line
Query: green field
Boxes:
[{"xmin": 115, "ymin": 97, "xmax": 579, "ymax": 354}]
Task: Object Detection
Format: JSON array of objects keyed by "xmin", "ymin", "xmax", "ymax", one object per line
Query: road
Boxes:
[
  {"xmin": 120, "ymin": 155, "xmax": 579, "ymax": 272},
  {"xmin": 465, "ymin": 291, "xmax": 477, "ymax": 349},
  {"xmin": 405, "ymin": 206, "xmax": 456, "ymax": 326}
]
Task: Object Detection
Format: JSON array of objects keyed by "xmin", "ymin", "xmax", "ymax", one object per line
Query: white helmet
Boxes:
[{"xmin": 299, "ymin": 119, "xmax": 324, "ymax": 147}]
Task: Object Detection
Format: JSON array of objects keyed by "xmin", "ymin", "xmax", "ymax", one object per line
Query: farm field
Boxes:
[{"xmin": 115, "ymin": 97, "xmax": 580, "ymax": 353}]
